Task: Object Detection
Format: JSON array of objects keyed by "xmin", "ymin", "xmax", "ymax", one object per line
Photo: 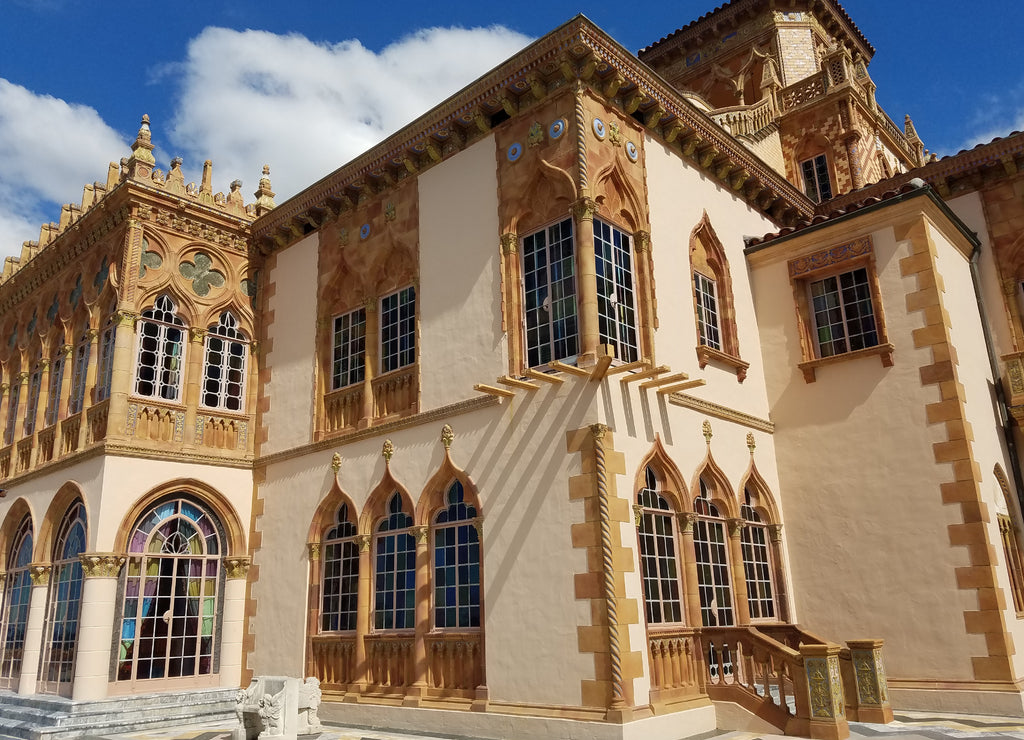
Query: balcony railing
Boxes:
[
  {"xmin": 372, "ymin": 368, "xmax": 416, "ymax": 419},
  {"xmin": 428, "ymin": 632, "xmax": 482, "ymax": 694},
  {"xmin": 195, "ymin": 412, "xmax": 246, "ymax": 451},
  {"xmin": 780, "ymin": 71, "xmax": 828, "ymax": 111},
  {"xmin": 309, "ymin": 634, "xmax": 356, "ymax": 691},
  {"xmin": 87, "ymin": 400, "xmax": 109, "ymax": 444},
  {"xmin": 60, "ymin": 414, "xmax": 81, "ymax": 455},
  {"xmin": 127, "ymin": 400, "xmax": 184, "ymax": 444},
  {"xmin": 711, "ymin": 97, "xmax": 775, "ymax": 138},
  {"xmin": 364, "ymin": 634, "xmax": 414, "ymax": 692},
  {"xmin": 36, "ymin": 426, "xmax": 55, "ymax": 465},
  {"xmin": 648, "ymin": 627, "xmax": 705, "ymax": 704},
  {"xmin": 323, "ymin": 385, "xmax": 363, "ymax": 434}
]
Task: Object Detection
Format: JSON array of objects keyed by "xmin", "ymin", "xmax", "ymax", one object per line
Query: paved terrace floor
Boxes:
[{"xmin": 66, "ymin": 711, "xmax": 1024, "ymax": 740}]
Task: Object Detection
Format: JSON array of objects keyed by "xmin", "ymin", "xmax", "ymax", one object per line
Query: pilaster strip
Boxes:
[{"xmin": 591, "ymin": 423, "xmax": 624, "ymax": 709}]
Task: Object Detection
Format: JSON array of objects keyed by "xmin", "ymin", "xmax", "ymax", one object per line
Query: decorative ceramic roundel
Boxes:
[
  {"xmin": 626, "ymin": 141, "xmax": 639, "ymax": 163},
  {"xmin": 549, "ymin": 119, "xmax": 566, "ymax": 139},
  {"xmin": 507, "ymin": 143, "xmax": 522, "ymax": 162},
  {"xmin": 592, "ymin": 118, "xmax": 606, "ymax": 140},
  {"xmin": 360, "ymin": 224, "xmax": 370, "ymax": 240}
]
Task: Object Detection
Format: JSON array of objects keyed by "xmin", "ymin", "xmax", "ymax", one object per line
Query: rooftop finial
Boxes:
[
  {"xmin": 904, "ymin": 114, "xmax": 919, "ymax": 139},
  {"xmin": 126, "ymin": 113, "xmax": 156, "ymax": 179},
  {"xmin": 254, "ymin": 164, "xmax": 276, "ymax": 216}
]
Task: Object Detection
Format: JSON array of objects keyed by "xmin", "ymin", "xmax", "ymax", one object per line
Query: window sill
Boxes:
[
  {"xmin": 798, "ymin": 342, "xmax": 894, "ymax": 383},
  {"xmin": 696, "ymin": 345, "xmax": 750, "ymax": 383}
]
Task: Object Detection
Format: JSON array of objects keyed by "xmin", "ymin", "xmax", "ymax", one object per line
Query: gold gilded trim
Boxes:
[{"xmin": 667, "ymin": 394, "xmax": 774, "ymax": 433}]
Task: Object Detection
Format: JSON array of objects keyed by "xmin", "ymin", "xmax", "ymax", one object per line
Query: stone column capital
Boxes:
[
  {"xmin": 29, "ymin": 563, "xmax": 51, "ymax": 586},
  {"xmin": 223, "ymin": 556, "xmax": 251, "ymax": 579},
  {"xmin": 79, "ymin": 553, "xmax": 126, "ymax": 578},
  {"xmin": 411, "ymin": 525, "xmax": 429, "ymax": 545}
]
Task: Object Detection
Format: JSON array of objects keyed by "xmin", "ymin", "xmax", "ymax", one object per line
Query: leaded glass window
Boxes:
[
  {"xmin": 321, "ymin": 504, "xmax": 359, "ymax": 632},
  {"xmin": 68, "ymin": 327, "xmax": 90, "ymax": 415},
  {"xmin": 432, "ymin": 481, "xmax": 480, "ymax": 630},
  {"xmin": 331, "ymin": 308, "xmax": 366, "ymax": 390},
  {"xmin": 201, "ymin": 312, "xmax": 247, "ymax": 411},
  {"xmin": 373, "ymin": 493, "xmax": 415, "ymax": 630},
  {"xmin": 694, "ymin": 272, "xmax": 721, "ymax": 351},
  {"xmin": 23, "ymin": 354, "xmax": 42, "ymax": 436},
  {"xmin": 96, "ymin": 303, "xmax": 117, "ymax": 402},
  {"xmin": 39, "ymin": 501, "xmax": 86, "ymax": 694},
  {"xmin": 594, "ymin": 219, "xmax": 639, "ymax": 363},
  {"xmin": 0, "ymin": 516, "xmax": 33, "ymax": 686},
  {"xmin": 134, "ymin": 295, "xmax": 186, "ymax": 402},
  {"xmin": 810, "ymin": 268, "xmax": 878, "ymax": 358},
  {"xmin": 694, "ymin": 480, "xmax": 734, "ymax": 627},
  {"xmin": 523, "ymin": 219, "xmax": 578, "ymax": 367},
  {"xmin": 741, "ymin": 491, "xmax": 776, "ymax": 620},
  {"xmin": 380, "ymin": 288, "xmax": 415, "ymax": 374},
  {"xmin": 636, "ymin": 466, "xmax": 683, "ymax": 625}
]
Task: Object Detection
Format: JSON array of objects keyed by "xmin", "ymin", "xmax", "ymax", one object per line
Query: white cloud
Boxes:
[
  {"xmin": 167, "ymin": 25, "xmax": 533, "ymax": 202},
  {"xmin": 0, "ymin": 79, "xmax": 127, "ymax": 258}
]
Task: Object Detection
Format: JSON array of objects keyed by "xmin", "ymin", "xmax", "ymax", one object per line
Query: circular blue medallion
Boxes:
[
  {"xmin": 592, "ymin": 118, "xmax": 606, "ymax": 140},
  {"xmin": 626, "ymin": 141, "xmax": 639, "ymax": 162},
  {"xmin": 549, "ymin": 119, "xmax": 566, "ymax": 139},
  {"xmin": 360, "ymin": 223, "xmax": 370, "ymax": 240},
  {"xmin": 507, "ymin": 142, "xmax": 522, "ymax": 162}
]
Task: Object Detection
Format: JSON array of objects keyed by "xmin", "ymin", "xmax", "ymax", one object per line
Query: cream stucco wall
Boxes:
[
  {"xmin": 253, "ymin": 387, "xmax": 598, "ymax": 707},
  {"xmin": 418, "ymin": 138, "xmax": 506, "ymax": 411},
  {"xmin": 752, "ymin": 214, "xmax": 984, "ymax": 683},
  {"xmin": 644, "ymin": 134, "xmax": 777, "ymax": 419},
  {"xmin": 261, "ymin": 232, "xmax": 319, "ymax": 455}
]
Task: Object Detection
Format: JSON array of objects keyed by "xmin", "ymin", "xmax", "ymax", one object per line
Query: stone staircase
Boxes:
[{"xmin": 0, "ymin": 688, "xmax": 237, "ymax": 740}]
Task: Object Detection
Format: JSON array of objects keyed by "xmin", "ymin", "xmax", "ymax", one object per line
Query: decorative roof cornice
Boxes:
[
  {"xmin": 253, "ymin": 15, "xmax": 813, "ymax": 250},
  {"xmin": 822, "ymin": 131, "xmax": 1024, "ymax": 213},
  {"xmin": 640, "ymin": 0, "xmax": 873, "ymax": 62}
]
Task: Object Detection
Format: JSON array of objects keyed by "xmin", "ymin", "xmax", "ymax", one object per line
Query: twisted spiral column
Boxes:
[
  {"xmin": 575, "ymin": 83, "xmax": 589, "ymax": 194},
  {"xmin": 591, "ymin": 423, "xmax": 624, "ymax": 709}
]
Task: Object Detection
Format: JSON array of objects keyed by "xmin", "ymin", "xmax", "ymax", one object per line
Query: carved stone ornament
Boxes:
[
  {"xmin": 441, "ymin": 424, "xmax": 454, "ymax": 450},
  {"xmin": 677, "ymin": 512, "xmax": 698, "ymax": 533},
  {"xmin": 356, "ymin": 534, "xmax": 371, "ymax": 552},
  {"xmin": 338, "ymin": 227, "xmax": 350, "ymax": 247},
  {"xmin": 307, "ymin": 542, "xmax": 321, "ymax": 561},
  {"xmin": 632, "ymin": 503, "xmax": 643, "ymax": 527},
  {"xmin": 572, "ymin": 197, "xmax": 599, "ymax": 222},
  {"xmin": 385, "ymin": 201, "xmax": 396, "ymax": 222},
  {"xmin": 590, "ymin": 422, "xmax": 608, "ymax": 441},
  {"xmin": 500, "ymin": 232, "xmax": 518, "ymax": 255},
  {"xmin": 382, "ymin": 439, "xmax": 395, "ymax": 462},
  {"xmin": 29, "ymin": 564, "xmax": 51, "ymax": 586},
  {"xmin": 223, "ymin": 557, "xmax": 251, "ymax": 579},
  {"xmin": 412, "ymin": 525, "xmax": 429, "ymax": 545},
  {"xmin": 331, "ymin": 452, "xmax": 341, "ymax": 473},
  {"xmin": 527, "ymin": 121, "xmax": 544, "ymax": 147},
  {"xmin": 702, "ymin": 419, "xmax": 713, "ymax": 443},
  {"xmin": 79, "ymin": 553, "xmax": 126, "ymax": 578},
  {"xmin": 768, "ymin": 523, "xmax": 784, "ymax": 543},
  {"xmin": 746, "ymin": 432, "xmax": 756, "ymax": 453},
  {"xmin": 727, "ymin": 517, "xmax": 745, "ymax": 538}
]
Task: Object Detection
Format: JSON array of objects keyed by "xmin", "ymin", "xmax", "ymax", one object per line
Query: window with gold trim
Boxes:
[
  {"xmin": 690, "ymin": 216, "xmax": 747, "ymax": 381},
  {"xmin": 999, "ymin": 514, "xmax": 1024, "ymax": 614},
  {"xmin": 788, "ymin": 236, "xmax": 893, "ymax": 382}
]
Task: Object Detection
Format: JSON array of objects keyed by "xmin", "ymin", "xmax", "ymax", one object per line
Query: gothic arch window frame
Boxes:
[
  {"xmin": 38, "ymin": 499, "xmax": 87, "ymax": 695},
  {"xmin": 23, "ymin": 347, "xmax": 44, "ymax": 437},
  {"xmin": 133, "ymin": 294, "xmax": 187, "ymax": 404},
  {"xmin": 371, "ymin": 491, "xmax": 416, "ymax": 632},
  {"xmin": 693, "ymin": 478, "xmax": 735, "ymax": 627},
  {"xmin": 739, "ymin": 487, "xmax": 777, "ymax": 622},
  {"xmin": 95, "ymin": 298, "xmax": 118, "ymax": 404},
  {"xmin": 200, "ymin": 311, "xmax": 248, "ymax": 413},
  {"xmin": 689, "ymin": 215, "xmax": 748, "ymax": 381},
  {"xmin": 0, "ymin": 514, "xmax": 34, "ymax": 689},
  {"xmin": 114, "ymin": 493, "xmax": 226, "ymax": 689},
  {"xmin": 4, "ymin": 355, "xmax": 23, "ymax": 447},
  {"xmin": 320, "ymin": 501, "xmax": 360, "ymax": 634},
  {"xmin": 67, "ymin": 318, "xmax": 91, "ymax": 416},
  {"xmin": 636, "ymin": 464, "xmax": 686, "ymax": 627},
  {"xmin": 430, "ymin": 479, "xmax": 481, "ymax": 631}
]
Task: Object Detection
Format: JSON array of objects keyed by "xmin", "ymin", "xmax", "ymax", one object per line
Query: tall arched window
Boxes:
[
  {"xmin": 432, "ymin": 481, "xmax": 480, "ymax": 629},
  {"xmin": 68, "ymin": 324, "xmax": 90, "ymax": 415},
  {"xmin": 740, "ymin": 490, "xmax": 775, "ymax": 620},
  {"xmin": 24, "ymin": 351, "xmax": 42, "ymax": 436},
  {"xmin": 0, "ymin": 516, "xmax": 33, "ymax": 687},
  {"xmin": 636, "ymin": 466, "xmax": 684, "ymax": 625},
  {"xmin": 39, "ymin": 501, "xmax": 86, "ymax": 694},
  {"xmin": 117, "ymin": 496, "xmax": 222, "ymax": 684},
  {"xmin": 373, "ymin": 493, "xmax": 415, "ymax": 631},
  {"xmin": 694, "ymin": 480, "xmax": 733, "ymax": 627},
  {"xmin": 134, "ymin": 296, "xmax": 186, "ymax": 402},
  {"xmin": 45, "ymin": 346, "xmax": 65, "ymax": 427},
  {"xmin": 96, "ymin": 300, "xmax": 117, "ymax": 403},
  {"xmin": 4, "ymin": 359, "xmax": 22, "ymax": 446},
  {"xmin": 202, "ymin": 312, "xmax": 247, "ymax": 412},
  {"xmin": 321, "ymin": 503, "xmax": 358, "ymax": 632}
]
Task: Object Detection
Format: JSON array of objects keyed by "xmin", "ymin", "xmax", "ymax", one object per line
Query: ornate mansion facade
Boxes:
[{"xmin": 2, "ymin": 2, "xmax": 1024, "ymax": 738}]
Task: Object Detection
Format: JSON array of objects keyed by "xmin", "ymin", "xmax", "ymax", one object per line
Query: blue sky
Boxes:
[{"xmin": 1, "ymin": 0, "xmax": 1021, "ymax": 257}]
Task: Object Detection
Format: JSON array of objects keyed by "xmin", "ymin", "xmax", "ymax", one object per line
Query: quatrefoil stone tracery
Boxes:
[{"xmin": 179, "ymin": 252, "xmax": 225, "ymax": 297}]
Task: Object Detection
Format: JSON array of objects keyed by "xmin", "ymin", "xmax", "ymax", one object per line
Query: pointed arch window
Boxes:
[
  {"xmin": 24, "ymin": 351, "xmax": 43, "ymax": 436},
  {"xmin": 0, "ymin": 516, "xmax": 33, "ymax": 687},
  {"xmin": 45, "ymin": 347, "xmax": 65, "ymax": 428},
  {"xmin": 117, "ymin": 496, "xmax": 223, "ymax": 683},
  {"xmin": 373, "ymin": 493, "xmax": 415, "ymax": 631},
  {"xmin": 321, "ymin": 503, "xmax": 359, "ymax": 632},
  {"xmin": 134, "ymin": 295, "xmax": 186, "ymax": 402},
  {"xmin": 39, "ymin": 501, "xmax": 86, "ymax": 694},
  {"xmin": 636, "ymin": 466, "xmax": 684, "ymax": 625},
  {"xmin": 432, "ymin": 481, "xmax": 480, "ymax": 630},
  {"xmin": 694, "ymin": 480, "xmax": 734, "ymax": 627},
  {"xmin": 96, "ymin": 300, "xmax": 117, "ymax": 403},
  {"xmin": 202, "ymin": 312, "xmax": 248, "ymax": 412},
  {"xmin": 68, "ymin": 324, "xmax": 90, "ymax": 415},
  {"xmin": 740, "ymin": 490, "xmax": 776, "ymax": 620},
  {"xmin": 4, "ymin": 362, "xmax": 22, "ymax": 446},
  {"xmin": 690, "ymin": 218, "xmax": 747, "ymax": 380}
]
